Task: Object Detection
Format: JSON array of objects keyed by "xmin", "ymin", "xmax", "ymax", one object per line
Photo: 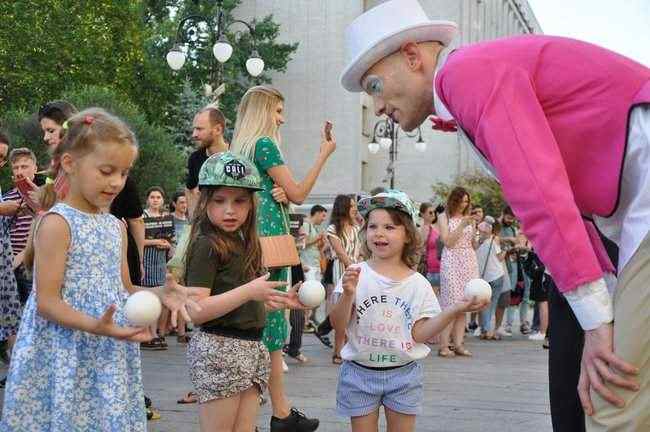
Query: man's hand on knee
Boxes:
[{"xmin": 578, "ymin": 322, "xmax": 640, "ymax": 416}]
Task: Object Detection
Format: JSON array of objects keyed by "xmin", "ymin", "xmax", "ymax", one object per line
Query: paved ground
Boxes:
[
  {"xmin": 0, "ymin": 328, "xmax": 551, "ymax": 431},
  {"xmin": 141, "ymin": 331, "xmax": 551, "ymax": 432}
]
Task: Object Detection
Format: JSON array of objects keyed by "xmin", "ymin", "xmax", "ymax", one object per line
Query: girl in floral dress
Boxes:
[
  {"xmin": 438, "ymin": 187, "xmax": 479, "ymax": 357},
  {"xmin": 230, "ymin": 85, "xmax": 335, "ymax": 431},
  {"xmin": 1, "ymin": 109, "xmax": 198, "ymax": 431}
]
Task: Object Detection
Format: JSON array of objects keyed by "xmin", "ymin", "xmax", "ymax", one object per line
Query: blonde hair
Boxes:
[
  {"xmin": 25, "ymin": 108, "xmax": 138, "ymax": 269},
  {"xmin": 230, "ymin": 85, "xmax": 284, "ymax": 160}
]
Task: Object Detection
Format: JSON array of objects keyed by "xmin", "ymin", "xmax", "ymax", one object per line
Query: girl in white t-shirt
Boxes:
[{"xmin": 330, "ymin": 190, "xmax": 487, "ymax": 432}]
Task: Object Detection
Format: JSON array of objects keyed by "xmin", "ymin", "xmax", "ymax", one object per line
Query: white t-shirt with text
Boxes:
[{"xmin": 334, "ymin": 262, "xmax": 440, "ymax": 367}]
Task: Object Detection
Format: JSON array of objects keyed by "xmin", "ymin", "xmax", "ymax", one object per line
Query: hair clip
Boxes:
[
  {"xmin": 83, "ymin": 115, "xmax": 94, "ymax": 125},
  {"xmin": 62, "ymin": 120, "xmax": 69, "ymax": 130}
]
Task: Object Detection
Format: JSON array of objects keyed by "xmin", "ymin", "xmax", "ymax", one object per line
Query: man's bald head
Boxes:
[{"xmin": 361, "ymin": 41, "xmax": 443, "ymax": 131}]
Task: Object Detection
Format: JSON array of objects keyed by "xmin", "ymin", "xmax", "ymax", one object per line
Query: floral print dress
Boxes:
[
  {"xmin": 1, "ymin": 203, "xmax": 145, "ymax": 431},
  {"xmin": 0, "ymin": 186, "xmax": 21, "ymax": 342},
  {"xmin": 253, "ymin": 137, "xmax": 289, "ymax": 353},
  {"xmin": 440, "ymin": 217, "xmax": 479, "ymax": 309}
]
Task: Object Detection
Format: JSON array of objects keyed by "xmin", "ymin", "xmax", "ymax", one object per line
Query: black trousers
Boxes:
[
  {"xmin": 286, "ymin": 264, "xmax": 306, "ymax": 356},
  {"xmin": 548, "ymin": 279, "xmax": 586, "ymax": 432}
]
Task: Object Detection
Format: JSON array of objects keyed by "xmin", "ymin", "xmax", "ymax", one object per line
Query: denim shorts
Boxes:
[{"xmin": 336, "ymin": 360, "xmax": 423, "ymax": 417}]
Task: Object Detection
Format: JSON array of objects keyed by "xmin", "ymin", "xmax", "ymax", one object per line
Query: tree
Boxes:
[
  {"xmin": 0, "ymin": 86, "xmax": 186, "ymax": 199},
  {"xmin": 0, "ymin": 1, "xmax": 147, "ymax": 116},
  {"xmin": 431, "ymin": 171, "xmax": 507, "ymax": 217},
  {"xmin": 165, "ymin": 79, "xmax": 211, "ymax": 155},
  {"xmin": 0, "ymin": 1, "xmax": 298, "ymax": 131}
]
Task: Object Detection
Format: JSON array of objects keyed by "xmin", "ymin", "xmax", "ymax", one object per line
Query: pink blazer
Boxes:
[{"xmin": 435, "ymin": 35, "xmax": 650, "ymax": 293}]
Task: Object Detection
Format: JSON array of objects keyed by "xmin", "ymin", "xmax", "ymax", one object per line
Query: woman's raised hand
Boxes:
[{"xmin": 319, "ymin": 120, "xmax": 336, "ymax": 158}]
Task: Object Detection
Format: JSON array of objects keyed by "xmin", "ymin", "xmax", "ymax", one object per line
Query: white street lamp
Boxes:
[
  {"xmin": 368, "ymin": 142, "xmax": 380, "ymax": 154},
  {"xmin": 246, "ymin": 50, "xmax": 265, "ymax": 77},
  {"xmin": 212, "ymin": 38, "xmax": 233, "ymax": 63},
  {"xmin": 166, "ymin": 1, "xmax": 263, "ymax": 81},
  {"xmin": 166, "ymin": 46, "xmax": 186, "ymax": 71}
]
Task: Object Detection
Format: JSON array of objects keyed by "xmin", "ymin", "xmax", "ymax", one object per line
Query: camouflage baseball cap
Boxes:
[
  {"xmin": 198, "ymin": 151, "xmax": 263, "ymax": 191},
  {"xmin": 358, "ymin": 189, "xmax": 418, "ymax": 221}
]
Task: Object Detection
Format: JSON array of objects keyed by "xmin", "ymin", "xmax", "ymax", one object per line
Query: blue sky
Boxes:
[{"xmin": 528, "ymin": 0, "xmax": 650, "ymax": 66}]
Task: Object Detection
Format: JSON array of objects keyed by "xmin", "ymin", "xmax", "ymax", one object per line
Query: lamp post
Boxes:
[
  {"xmin": 166, "ymin": 0, "xmax": 264, "ymax": 92},
  {"xmin": 367, "ymin": 118, "xmax": 426, "ymax": 189}
]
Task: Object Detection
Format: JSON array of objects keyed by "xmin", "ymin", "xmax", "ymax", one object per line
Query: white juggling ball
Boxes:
[
  {"xmin": 124, "ymin": 291, "xmax": 162, "ymax": 327},
  {"xmin": 298, "ymin": 280, "xmax": 326, "ymax": 308},
  {"xmin": 464, "ymin": 278, "xmax": 492, "ymax": 301}
]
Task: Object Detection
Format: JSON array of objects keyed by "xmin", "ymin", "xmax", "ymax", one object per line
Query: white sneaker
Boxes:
[
  {"xmin": 473, "ymin": 328, "xmax": 482, "ymax": 337},
  {"xmin": 497, "ymin": 327, "xmax": 512, "ymax": 337},
  {"xmin": 282, "ymin": 359, "xmax": 289, "ymax": 373},
  {"xmin": 528, "ymin": 332, "xmax": 546, "ymax": 341}
]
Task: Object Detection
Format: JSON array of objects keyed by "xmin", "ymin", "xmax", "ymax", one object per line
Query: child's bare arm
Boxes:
[
  {"xmin": 36, "ymin": 214, "xmax": 148, "ymax": 341},
  {"xmin": 411, "ymin": 296, "xmax": 489, "ymax": 343},
  {"xmin": 330, "ymin": 266, "xmax": 361, "ymax": 333}
]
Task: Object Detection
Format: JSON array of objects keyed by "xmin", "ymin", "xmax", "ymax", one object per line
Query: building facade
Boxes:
[{"xmin": 235, "ymin": 0, "xmax": 542, "ymax": 204}]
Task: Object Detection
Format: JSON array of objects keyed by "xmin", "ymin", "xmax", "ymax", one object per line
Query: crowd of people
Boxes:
[{"xmin": 0, "ymin": 86, "xmax": 540, "ymax": 432}]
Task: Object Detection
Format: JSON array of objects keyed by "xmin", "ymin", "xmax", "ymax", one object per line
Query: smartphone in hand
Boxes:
[{"xmin": 324, "ymin": 121, "xmax": 333, "ymax": 141}]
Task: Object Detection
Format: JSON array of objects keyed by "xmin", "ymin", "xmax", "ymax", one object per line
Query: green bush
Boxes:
[{"xmin": 0, "ymin": 85, "xmax": 186, "ymax": 201}]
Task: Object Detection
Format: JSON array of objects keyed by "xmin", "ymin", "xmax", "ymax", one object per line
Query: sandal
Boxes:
[
  {"xmin": 177, "ymin": 391, "xmax": 198, "ymax": 404},
  {"xmin": 332, "ymin": 355, "xmax": 343, "ymax": 365},
  {"xmin": 177, "ymin": 335, "xmax": 191, "ymax": 343},
  {"xmin": 437, "ymin": 349, "xmax": 455, "ymax": 358},
  {"xmin": 454, "ymin": 345, "xmax": 473, "ymax": 357}
]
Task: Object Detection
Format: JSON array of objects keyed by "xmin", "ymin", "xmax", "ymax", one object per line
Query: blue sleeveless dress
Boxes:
[{"xmin": 1, "ymin": 203, "xmax": 145, "ymax": 431}]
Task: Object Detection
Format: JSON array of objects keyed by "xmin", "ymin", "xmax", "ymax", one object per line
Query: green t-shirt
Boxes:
[{"xmin": 185, "ymin": 235, "xmax": 266, "ymax": 332}]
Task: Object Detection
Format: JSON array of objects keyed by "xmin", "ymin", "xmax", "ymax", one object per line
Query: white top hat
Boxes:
[{"xmin": 341, "ymin": 0, "xmax": 458, "ymax": 92}]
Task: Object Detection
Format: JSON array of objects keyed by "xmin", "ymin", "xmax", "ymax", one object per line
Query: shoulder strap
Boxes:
[{"xmin": 481, "ymin": 236, "xmax": 495, "ymax": 279}]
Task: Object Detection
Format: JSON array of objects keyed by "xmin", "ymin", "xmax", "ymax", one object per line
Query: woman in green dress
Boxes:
[{"xmin": 231, "ymin": 85, "xmax": 335, "ymax": 431}]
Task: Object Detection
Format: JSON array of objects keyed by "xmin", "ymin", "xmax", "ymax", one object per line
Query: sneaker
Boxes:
[
  {"xmin": 270, "ymin": 408, "xmax": 319, "ymax": 432},
  {"xmin": 496, "ymin": 327, "xmax": 512, "ymax": 337},
  {"xmin": 314, "ymin": 332, "xmax": 333, "ymax": 349},
  {"xmin": 303, "ymin": 321, "xmax": 316, "ymax": 333},
  {"xmin": 528, "ymin": 332, "xmax": 545, "ymax": 341},
  {"xmin": 520, "ymin": 322, "xmax": 531, "ymax": 335},
  {"xmin": 473, "ymin": 327, "xmax": 482, "ymax": 337},
  {"xmin": 282, "ymin": 358, "xmax": 289, "ymax": 373},
  {"xmin": 504, "ymin": 324, "xmax": 512, "ymax": 334},
  {"xmin": 468, "ymin": 321, "xmax": 478, "ymax": 331}
]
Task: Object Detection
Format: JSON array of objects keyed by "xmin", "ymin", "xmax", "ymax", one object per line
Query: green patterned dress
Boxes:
[{"xmin": 253, "ymin": 137, "xmax": 289, "ymax": 353}]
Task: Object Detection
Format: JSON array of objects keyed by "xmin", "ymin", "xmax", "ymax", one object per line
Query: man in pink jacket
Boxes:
[{"xmin": 341, "ymin": 1, "xmax": 649, "ymax": 431}]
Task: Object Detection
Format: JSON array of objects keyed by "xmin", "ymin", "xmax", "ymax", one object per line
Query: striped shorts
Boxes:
[{"xmin": 336, "ymin": 361, "xmax": 423, "ymax": 418}]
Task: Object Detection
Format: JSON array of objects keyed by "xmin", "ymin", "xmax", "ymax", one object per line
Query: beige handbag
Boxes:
[{"xmin": 260, "ymin": 204, "xmax": 300, "ymax": 269}]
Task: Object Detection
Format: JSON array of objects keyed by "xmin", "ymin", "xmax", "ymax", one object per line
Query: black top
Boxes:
[
  {"xmin": 186, "ymin": 148, "xmax": 209, "ymax": 190},
  {"xmin": 110, "ymin": 176, "xmax": 143, "ymax": 284}
]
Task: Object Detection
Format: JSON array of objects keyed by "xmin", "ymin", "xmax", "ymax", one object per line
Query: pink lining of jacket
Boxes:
[{"xmin": 435, "ymin": 35, "xmax": 650, "ymax": 293}]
